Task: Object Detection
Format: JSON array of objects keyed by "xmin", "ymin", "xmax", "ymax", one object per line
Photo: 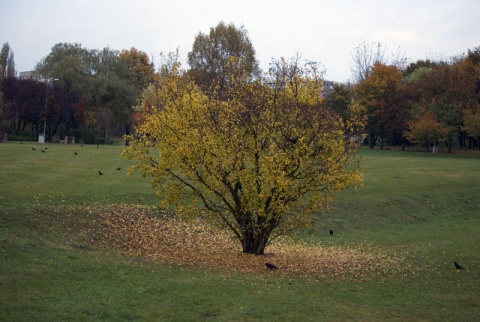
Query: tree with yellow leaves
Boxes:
[{"xmin": 123, "ymin": 56, "xmax": 363, "ymax": 255}]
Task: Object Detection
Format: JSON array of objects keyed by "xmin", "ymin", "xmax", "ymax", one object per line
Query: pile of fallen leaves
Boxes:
[{"xmin": 85, "ymin": 204, "xmax": 408, "ymax": 280}]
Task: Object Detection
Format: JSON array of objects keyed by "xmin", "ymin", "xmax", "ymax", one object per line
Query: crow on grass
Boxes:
[
  {"xmin": 98, "ymin": 170, "xmax": 103, "ymax": 176},
  {"xmin": 265, "ymin": 263, "xmax": 278, "ymax": 270},
  {"xmin": 454, "ymin": 262, "xmax": 464, "ymax": 270},
  {"xmin": 41, "ymin": 149, "xmax": 45, "ymax": 153},
  {"xmin": 330, "ymin": 230, "xmax": 334, "ymax": 235},
  {"xmin": 74, "ymin": 151, "xmax": 78, "ymax": 155},
  {"xmin": 32, "ymin": 147, "xmax": 36, "ymax": 151},
  {"xmin": 117, "ymin": 167, "xmax": 121, "ymax": 170}
]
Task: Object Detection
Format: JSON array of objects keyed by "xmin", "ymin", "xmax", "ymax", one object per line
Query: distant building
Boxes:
[
  {"xmin": 322, "ymin": 80, "xmax": 335, "ymax": 99},
  {"xmin": 19, "ymin": 71, "xmax": 40, "ymax": 80}
]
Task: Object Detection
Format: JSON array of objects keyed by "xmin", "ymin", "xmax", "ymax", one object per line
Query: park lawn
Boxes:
[{"xmin": 0, "ymin": 142, "xmax": 479, "ymax": 321}]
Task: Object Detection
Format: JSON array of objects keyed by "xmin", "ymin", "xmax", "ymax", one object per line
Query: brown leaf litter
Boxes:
[{"xmin": 84, "ymin": 204, "xmax": 409, "ymax": 280}]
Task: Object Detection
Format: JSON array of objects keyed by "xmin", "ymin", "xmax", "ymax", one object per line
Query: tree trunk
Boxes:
[
  {"xmin": 459, "ymin": 131, "xmax": 466, "ymax": 147},
  {"xmin": 125, "ymin": 123, "xmax": 130, "ymax": 146},
  {"xmin": 447, "ymin": 136, "xmax": 453, "ymax": 154},
  {"xmin": 369, "ymin": 131, "xmax": 375, "ymax": 149},
  {"xmin": 241, "ymin": 230, "xmax": 270, "ymax": 255}
]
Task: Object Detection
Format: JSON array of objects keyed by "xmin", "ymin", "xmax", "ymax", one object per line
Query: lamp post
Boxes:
[{"xmin": 41, "ymin": 78, "xmax": 59, "ymax": 143}]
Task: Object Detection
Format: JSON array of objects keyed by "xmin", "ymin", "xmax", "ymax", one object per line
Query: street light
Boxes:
[{"xmin": 40, "ymin": 78, "xmax": 59, "ymax": 143}]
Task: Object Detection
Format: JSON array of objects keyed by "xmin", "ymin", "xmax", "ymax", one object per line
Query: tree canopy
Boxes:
[
  {"xmin": 355, "ymin": 62, "xmax": 407, "ymax": 149},
  {"xmin": 123, "ymin": 57, "xmax": 362, "ymax": 254},
  {"xmin": 404, "ymin": 108, "xmax": 450, "ymax": 152},
  {"xmin": 34, "ymin": 43, "xmax": 143, "ymax": 142},
  {"xmin": 119, "ymin": 48, "xmax": 155, "ymax": 92},
  {"xmin": 0, "ymin": 42, "xmax": 16, "ymax": 79},
  {"xmin": 187, "ymin": 21, "xmax": 260, "ymax": 92}
]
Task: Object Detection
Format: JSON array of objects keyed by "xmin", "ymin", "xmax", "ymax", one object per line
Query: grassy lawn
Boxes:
[{"xmin": 1, "ymin": 142, "xmax": 479, "ymax": 321}]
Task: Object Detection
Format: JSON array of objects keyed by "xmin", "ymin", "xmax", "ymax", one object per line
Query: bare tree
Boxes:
[{"xmin": 350, "ymin": 42, "xmax": 407, "ymax": 83}]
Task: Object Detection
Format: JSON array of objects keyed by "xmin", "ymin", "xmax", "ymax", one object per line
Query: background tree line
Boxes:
[
  {"xmin": 1, "ymin": 27, "xmax": 479, "ymax": 151},
  {"xmin": 328, "ymin": 42, "xmax": 480, "ymax": 152},
  {"xmin": 0, "ymin": 42, "xmax": 154, "ymax": 143}
]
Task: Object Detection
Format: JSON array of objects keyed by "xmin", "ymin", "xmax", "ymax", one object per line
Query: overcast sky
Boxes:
[{"xmin": 1, "ymin": 0, "xmax": 479, "ymax": 82}]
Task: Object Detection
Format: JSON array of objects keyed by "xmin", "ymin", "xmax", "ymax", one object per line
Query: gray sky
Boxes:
[{"xmin": 1, "ymin": 0, "xmax": 479, "ymax": 82}]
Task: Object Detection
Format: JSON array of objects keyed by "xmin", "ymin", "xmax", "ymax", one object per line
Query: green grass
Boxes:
[
  {"xmin": 1, "ymin": 142, "xmax": 479, "ymax": 321},
  {"xmin": 0, "ymin": 142, "xmax": 158, "ymax": 207}
]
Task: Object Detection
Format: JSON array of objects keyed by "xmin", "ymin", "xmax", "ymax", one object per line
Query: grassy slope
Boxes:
[{"xmin": 1, "ymin": 142, "xmax": 479, "ymax": 321}]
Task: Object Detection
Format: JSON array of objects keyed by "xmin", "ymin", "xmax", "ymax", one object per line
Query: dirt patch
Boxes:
[{"xmin": 85, "ymin": 204, "xmax": 407, "ymax": 280}]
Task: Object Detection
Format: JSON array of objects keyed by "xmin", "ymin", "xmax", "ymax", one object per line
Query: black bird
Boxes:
[
  {"xmin": 265, "ymin": 263, "xmax": 278, "ymax": 270},
  {"xmin": 32, "ymin": 147, "xmax": 36, "ymax": 151},
  {"xmin": 44, "ymin": 147, "xmax": 47, "ymax": 150},
  {"xmin": 98, "ymin": 170, "xmax": 103, "ymax": 176},
  {"xmin": 74, "ymin": 151, "xmax": 78, "ymax": 155},
  {"xmin": 81, "ymin": 144, "xmax": 83, "ymax": 147},
  {"xmin": 117, "ymin": 167, "xmax": 121, "ymax": 170},
  {"xmin": 41, "ymin": 149, "xmax": 45, "ymax": 153},
  {"xmin": 454, "ymin": 262, "xmax": 464, "ymax": 270},
  {"xmin": 20, "ymin": 141, "xmax": 23, "ymax": 144},
  {"xmin": 330, "ymin": 230, "xmax": 334, "ymax": 235}
]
